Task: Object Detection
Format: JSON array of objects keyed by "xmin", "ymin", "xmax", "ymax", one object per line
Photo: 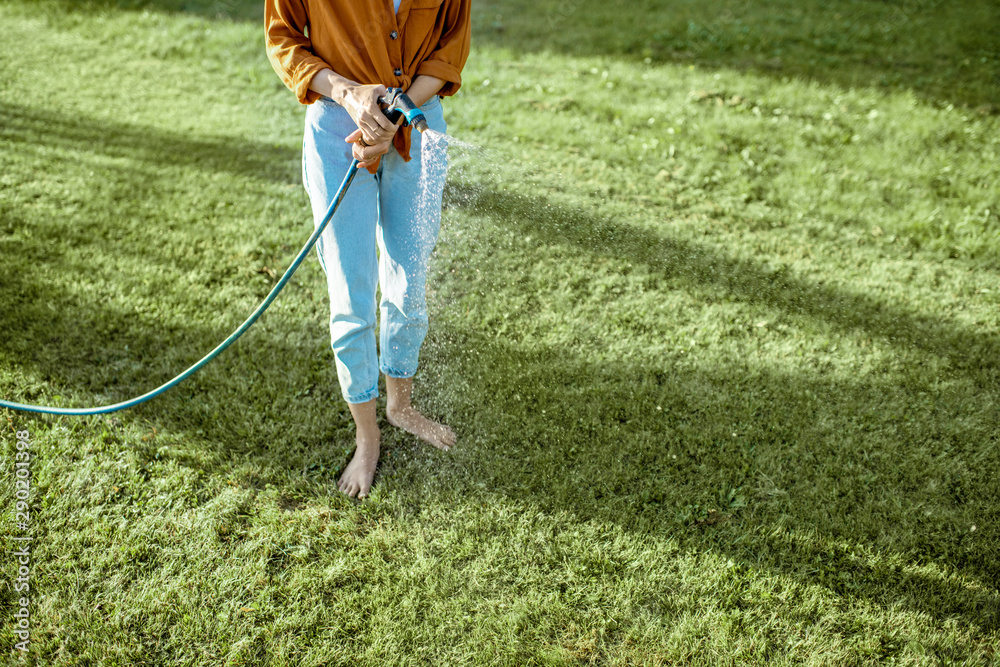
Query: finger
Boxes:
[
  {"xmin": 356, "ymin": 138, "xmax": 391, "ymax": 166},
  {"xmin": 361, "ymin": 140, "xmax": 384, "ymax": 156},
  {"xmin": 357, "ymin": 122, "xmax": 388, "ymax": 146},
  {"xmin": 361, "ymin": 123, "xmax": 391, "ymax": 145},
  {"xmin": 372, "ymin": 116, "xmax": 396, "ymax": 135},
  {"xmin": 366, "ymin": 104, "xmax": 397, "ymax": 134},
  {"xmin": 366, "ymin": 84, "xmax": 389, "ymax": 117},
  {"xmin": 346, "ymin": 130, "xmax": 377, "ymax": 158},
  {"xmin": 363, "ymin": 124, "xmax": 390, "ymax": 142}
]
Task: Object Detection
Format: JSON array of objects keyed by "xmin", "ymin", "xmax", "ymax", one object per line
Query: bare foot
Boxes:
[
  {"xmin": 385, "ymin": 376, "xmax": 456, "ymax": 451},
  {"xmin": 386, "ymin": 405, "xmax": 456, "ymax": 451},
  {"xmin": 337, "ymin": 428, "xmax": 380, "ymax": 499}
]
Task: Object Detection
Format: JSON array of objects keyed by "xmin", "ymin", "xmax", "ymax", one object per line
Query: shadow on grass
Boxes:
[
  {"xmin": 446, "ymin": 181, "xmax": 1000, "ymax": 378},
  {"xmin": 472, "ymin": 0, "xmax": 1000, "ymax": 111},
  {"xmin": 1, "ymin": 100, "xmax": 996, "ymax": 649},
  {"xmin": 30, "ymin": 0, "xmax": 1000, "ymax": 110},
  {"xmin": 416, "ymin": 180, "xmax": 999, "ymax": 635},
  {"xmin": 3, "ymin": 224, "xmax": 994, "ymax": 637},
  {"xmin": 419, "ymin": 320, "xmax": 1000, "ymax": 635},
  {"xmin": 0, "ymin": 101, "xmax": 299, "ymax": 185}
]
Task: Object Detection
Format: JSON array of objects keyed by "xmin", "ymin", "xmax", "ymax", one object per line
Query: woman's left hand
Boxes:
[{"xmin": 345, "ymin": 128, "xmax": 393, "ymax": 169}]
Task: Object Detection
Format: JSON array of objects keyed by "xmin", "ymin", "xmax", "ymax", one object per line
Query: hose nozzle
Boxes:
[{"xmin": 379, "ymin": 88, "xmax": 429, "ymax": 133}]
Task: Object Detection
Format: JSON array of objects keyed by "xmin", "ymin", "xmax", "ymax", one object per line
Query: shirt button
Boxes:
[
  {"xmin": 394, "ymin": 68, "xmax": 402, "ymax": 76},
  {"xmin": 390, "ymin": 30, "xmax": 398, "ymax": 39}
]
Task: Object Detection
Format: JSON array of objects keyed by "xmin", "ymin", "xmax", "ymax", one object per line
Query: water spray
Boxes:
[{"xmin": 0, "ymin": 96, "xmax": 434, "ymax": 416}]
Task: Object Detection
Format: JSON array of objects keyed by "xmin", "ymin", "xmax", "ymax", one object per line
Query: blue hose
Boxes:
[{"xmin": 0, "ymin": 159, "xmax": 362, "ymax": 416}]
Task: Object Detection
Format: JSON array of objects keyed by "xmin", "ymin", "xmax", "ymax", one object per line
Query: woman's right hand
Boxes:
[{"xmin": 340, "ymin": 83, "xmax": 401, "ymax": 146}]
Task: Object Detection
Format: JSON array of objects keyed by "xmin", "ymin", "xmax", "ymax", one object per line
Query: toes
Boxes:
[
  {"xmin": 439, "ymin": 428, "xmax": 457, "ymax": 448},
  {"xmin": 338, "ymin": 474, "xmax": 356, "ymax": 498},
  {"xmin": 428, "ymin": 425, "xmax": 456, "ymax": 450}
]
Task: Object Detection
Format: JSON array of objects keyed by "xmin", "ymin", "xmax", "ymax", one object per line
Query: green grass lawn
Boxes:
[{"xmin": 1, "ymin": 0, "xmax": 998, "ymax": 664}]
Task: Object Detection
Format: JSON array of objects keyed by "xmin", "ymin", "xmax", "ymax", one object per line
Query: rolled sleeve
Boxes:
[
  {"xmin": 416, "ymin": 0, "xmax": 471, "ymax": 97},
  {"xmin": 265, "ymin": 0, "xmax": 332, "ymax": 104},
  {"xmin": 415, "ymin": 60, "xmax": 462, "ymax": 94}
]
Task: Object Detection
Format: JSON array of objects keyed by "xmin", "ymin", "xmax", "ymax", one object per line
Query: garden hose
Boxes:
[
  {"xmin": 0, "ymin": 158, "xmax": 362, "ymax": 416},
  {"xmin": 1, "ymin": 91, "xmax": 431, "ymax": 417}
]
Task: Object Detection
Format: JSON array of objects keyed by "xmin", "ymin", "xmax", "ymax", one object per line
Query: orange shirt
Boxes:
[{"xmin": 265, "ymin": 0, "xmax": 471, "ymax": 168}]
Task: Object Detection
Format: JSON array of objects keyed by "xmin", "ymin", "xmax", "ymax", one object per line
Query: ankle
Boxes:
[
  {"xmin": 356, "ymin": 424, "xmax": 381, "ymax": 445},
  {"xmin": 386, "ymin": 401, "xmax": 410, "ymax": 417}
]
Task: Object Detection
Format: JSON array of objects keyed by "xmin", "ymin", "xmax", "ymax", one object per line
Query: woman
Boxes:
[{"xmin": 265, "ymin": 0, "xmax": 471, "ymax": 499}]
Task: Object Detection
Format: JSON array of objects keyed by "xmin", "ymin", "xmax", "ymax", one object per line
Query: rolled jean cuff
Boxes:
[
  {"xmin": 380, "ymin": 362, "xmax": 417, "ymax": 379},
  {"xmin": 344, "ymin": 384, "xmax": 379, "ymax": 405}
]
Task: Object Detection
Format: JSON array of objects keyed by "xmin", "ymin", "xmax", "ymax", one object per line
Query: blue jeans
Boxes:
[{"xmin": 302, "ymin": 94, "xmax": 447, "ymax": 404}]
